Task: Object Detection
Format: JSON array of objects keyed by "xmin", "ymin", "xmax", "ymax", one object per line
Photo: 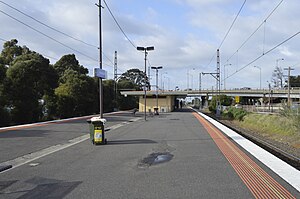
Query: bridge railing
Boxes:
[{"xmin": 242, "ymin": 104, "xmax": 283, "ymax": 114}]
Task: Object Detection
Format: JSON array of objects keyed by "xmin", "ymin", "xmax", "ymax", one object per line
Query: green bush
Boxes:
[
  {"xmin": 280, "ymin": 104, "xmax": 300, "ymax": 129},
  {"xmin": 225, "ymin": 107, "xmax": 247, "ymax": 121},
  {"xmin": 209, "ymin": 95, "xmax": 233, "ymax": 113}
]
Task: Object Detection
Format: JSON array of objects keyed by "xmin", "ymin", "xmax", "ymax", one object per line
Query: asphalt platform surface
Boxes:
[{"xmin": 0, "ymin": 109, "xmax": 299, "ymax": 198}]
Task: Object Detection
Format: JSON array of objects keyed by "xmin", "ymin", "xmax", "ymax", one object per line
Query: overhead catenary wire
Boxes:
[
  {"xmin": 0, "ymin": 9, "xmax": 99, "ymax": 63},
  {"xmin": 0, "ymin": 0, "xmax": 99, "ymax": 49},
  {"xmin": 0, "ymin": 36, "xmax": 60, "ymax": 61},
  {"xmin": 224, "ymin": 0, "xmax": 284, "ymax": 64},
  {"xmin": 206, "ymin": 0, "xmax": 246, "ymax": 67},
  {"xmin": 0, "ymin": 1, "xmax": 116, "ymax": 66},
  {"xmin": 226, "ymin": 31, "xmax": 300, "ymax": 79},
  {"xmin": 218, "ymin": 0, "xmax": 246, "ymax": 50},
  {"xmin": 206, "ymin": 53, "xmax": 216, "ymax": 68},
  {"xmin": 292, "ymin": 62, "xmax": 300, "ymax": 68},
  {"xmin": 103, "ymin": 0, "xmax": 136, "ymax": 49}
]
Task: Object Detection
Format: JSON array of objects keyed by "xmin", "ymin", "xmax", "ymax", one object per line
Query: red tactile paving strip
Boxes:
[{"xmin": 193, "ymin": 112, "xmax": 296, "ymax": 199}]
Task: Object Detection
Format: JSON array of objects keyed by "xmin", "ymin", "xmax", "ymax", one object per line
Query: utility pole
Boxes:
[
  {"xmin": 267, "ymin": 82, "xmax": 271, "ymax": 112},
  {"xmin": 96, "ymin": 0, "xmax": 103, "ymax": 118},
  {"xmin": 284, "ymin": 66, "xmax": 294, "ymax": 107},
  {"xmin": 216, "ymin": 49, "xmax": 221, "ymax": 116},
  {"xmin": 199, "ymin": 73, "xmax": 202, "ymax": 109},
  {"xmin": 148, "ymin": 66, "xmax": 151, "ymax": 84},
  {"xmin": 187, "ymin": 70, "xmax": 189, "ymax": 90},
  {"xmin": 202, "ymin": 49, "xmax": 221, "ymax": 116},
  {"xmin": 199, "ymin": 73, "xmax": 202, "ymax": 92},
  {"xmin": 114, "ymin": 51, "xmax": 118, "ymax": 109}
]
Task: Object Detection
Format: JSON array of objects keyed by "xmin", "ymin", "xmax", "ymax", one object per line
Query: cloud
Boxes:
[{"xmin": 1, "ymin": 0, "xmax": 300, "ymax": 90}]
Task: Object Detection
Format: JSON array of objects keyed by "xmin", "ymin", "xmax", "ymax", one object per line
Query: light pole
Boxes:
[
  {"xmin": 161, "ymin": 72, "xmax": 167, "ymax": 90},
  {"xmin": 199, "ymin": 73, "xmax": 202, "ymax": 92},
  {"xmin": 223, "ymin": 63, "xmax": 231, "ymax": 90},
  {"xmin": 284, "ymin": 66, "xmax": 294, "ymax": 107},
  {"xmin": 164, "ymin": 76, "xmax": 170, "ymax": 91},
  {"xmin": 186, "ymin": 68, "xmax": 195, "ymax": 90},
  {"xmin": 254, "ymin": 66, "xmax": 261, "ymax": 90},
  {"xmin": 276, "ymin": 58, "xmax": 284, "ymax": 67},
  {"xmin": 267, "ymin": 81, "xmax": 271, "ymax": 112},
  {"xmin": 151, "ymin": 66, "xmax": 163, "ymax": 114},
  {"xmin": 137, "ymin": 46, "xmax": 154, "ymax": 121}
]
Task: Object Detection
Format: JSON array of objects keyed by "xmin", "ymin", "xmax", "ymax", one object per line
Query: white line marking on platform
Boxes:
[
  {"xmin": 0, "ymin": 117, "xmax": 141, "ymax": 173},
  {"xmin": 197, "ymin": 111, "xmax": 300, "ymax": 192}
]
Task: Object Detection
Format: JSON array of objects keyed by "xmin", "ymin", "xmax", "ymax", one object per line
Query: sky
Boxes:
[{"xmin": 0, "ymin": 0, "xmax": 299, "ymax": 91}]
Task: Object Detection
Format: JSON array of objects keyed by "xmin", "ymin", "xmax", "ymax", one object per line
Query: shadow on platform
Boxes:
[{"xmin": 107, "ymin": 139, "xmax": 157, "ymax": 145}]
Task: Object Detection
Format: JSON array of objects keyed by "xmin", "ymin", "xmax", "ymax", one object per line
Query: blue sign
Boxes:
[{"xmin": 94, "ymin": 68, "xmax": 107, "ymax": 79}]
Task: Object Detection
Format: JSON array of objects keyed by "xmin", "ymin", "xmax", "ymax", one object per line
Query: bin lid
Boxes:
[{"xmin": 91, "ymin": 116, "xmax": 106, "ymax": 124}]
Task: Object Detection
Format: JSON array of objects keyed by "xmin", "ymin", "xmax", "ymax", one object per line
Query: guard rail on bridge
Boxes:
[{"xmin": 186, "ymin": 88, "xmax": 300, "ymax": 99}]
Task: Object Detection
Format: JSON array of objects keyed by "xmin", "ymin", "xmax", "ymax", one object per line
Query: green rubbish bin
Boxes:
[{"xmin": 87, "ymin": 117, "xmax": 107, "ymax": 145}]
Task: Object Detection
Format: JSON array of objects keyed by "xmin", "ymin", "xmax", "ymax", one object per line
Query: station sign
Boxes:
[{"xmin": 94, "ymin": 68, "xmax": 107, "ymax": 79}]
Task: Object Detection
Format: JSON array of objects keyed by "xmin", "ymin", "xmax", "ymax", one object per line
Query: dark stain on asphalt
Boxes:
[{"xmin": 138, "ymin": 152, "xmax": 174, "ymax": 168}]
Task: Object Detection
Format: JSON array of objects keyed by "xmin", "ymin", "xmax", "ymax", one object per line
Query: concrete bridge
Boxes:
[
  {"xmin": 121, "ymin": 88, "xmax": 300, "ymax": 113},
  {"xmin": 187, "ymin": 88, "xmax": 300, "ymax": 99}
]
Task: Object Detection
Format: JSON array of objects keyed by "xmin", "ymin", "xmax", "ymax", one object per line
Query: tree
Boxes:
[
  {"xmin": 271, "ymin": 66, "xmax": 285, "ymax": 88},
  {"xmin": 117, "ymin": 79, "xmax": 138, "ymax": 110},
  {"xmin": 0, "ymin": 63, "xmax": 10, "ymax": 126},
  {"xmin": 289, "ymin": 75, "xmax": 300, "ymax": 88},
  {"xmin": 5, "ymin": 52, "xmax": 57, "ymax": 123},
  {"xmin": 53, "ymin": 55, "xmax": 97, "ymax": 118},
  {"xmin": 0, "ymin": 39, "xmax": 23, "ymax": 65},
  {"xmin": 209, "ymin": 95, "xmax": 233, "ymax": 112},
  {"xmin": 103, "ymin": 79, "xmax": 115, "ymax": 112},
  {"xmin": 55, "ymin": 70, "xmax": 97, "ymax": 118},
  {"xmin": 53, "ymin": 54, "xmax": 88, "ymax": 80},
  {"xmin": 118, "ymin": 68, "xmax": 150, "ymax": 90}
]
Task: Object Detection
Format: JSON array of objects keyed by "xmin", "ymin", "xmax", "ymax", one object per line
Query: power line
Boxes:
[
  {"xmin": 224, "ymin": 0, "xmax": 283, "ymax": 63},
  {"xmin": 102, "ymin": 52, "xmax": 116, "ymax": 65},
  {"xmin": 226, "ymin": 31, "xmax": 300, "ymax": 79},
  {"xmin": 0, "ymin": 1, "xmax": 99, "ymax": 49},
  {"xmin": 0, "ymin": 1, "xmax": 120, "ymax": 68},
  {"xmin": 0, "ymin": 36, "xmax": 60, "ymax": 60},
  {"xmin": 103, "ymin": 0, "xmax": 136, "ymax": 49},
  {"xmin": 292, "ymin": 62, "xmax": 300, "ymax": 68},
  {"xmin": 0, "ymin": 9, "xmax": 99, "ymax": 63},
  {"xmin": 218, "ymin": 0, "xmax": 246, "ymax": 49},
  {"xmin": 206, "ymin": 0, "xmax": 246, "ymax": 67},
  {"xmin": 206, "ymin": 53, "xmax": 216, "ymax": 68},
  {"xmin": 42, "ymin": 54, "xmax": 59, "ymax": 61}
]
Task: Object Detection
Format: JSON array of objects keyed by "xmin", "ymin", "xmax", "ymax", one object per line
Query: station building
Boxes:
[{"xmin": 120, "ymin": 90, "xmax": 187, "ymax": 113}]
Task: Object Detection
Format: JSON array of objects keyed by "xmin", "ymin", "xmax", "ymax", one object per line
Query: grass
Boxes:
[{"xmin": 236, "ymin": 113, "xmax": 300, "ymax": 148}]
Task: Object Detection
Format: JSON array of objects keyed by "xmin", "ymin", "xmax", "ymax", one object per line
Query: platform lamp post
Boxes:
[
  {"xmin": 137, "ymin": 46, "xmax": 154, "ymax": 121},
  {"xmin": 151, "ymin": 66, "xmax": 163, "ymax": 115},
  {"xmin": 254, "ymin": 66, "xmax": 261, "ymax": 90},
  {"xmin": 161, "ymin": 72, "xmax": 168, "ymax": 90},
  {"xmin": 223, "ymin": 63, "xmax": 231, "ymax": 90}
]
